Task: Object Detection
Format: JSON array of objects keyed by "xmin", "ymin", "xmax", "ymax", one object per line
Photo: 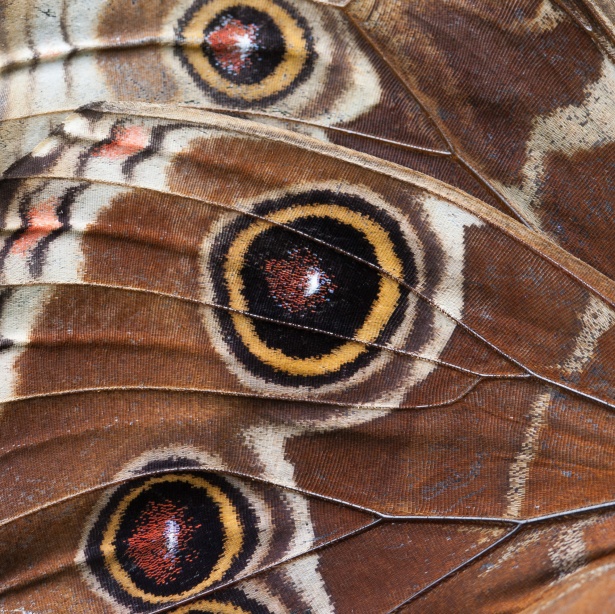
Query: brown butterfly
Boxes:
[{"xmin": 2, "ymin": 1, "xmax": 615, "ymax": 612}]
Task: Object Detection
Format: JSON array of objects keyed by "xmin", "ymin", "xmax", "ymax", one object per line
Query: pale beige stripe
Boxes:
[
  {"xmin": 505, "ymin": 390, "xmax": 552, "ymax": 518},
  {"xmin": 548, "ymin": 519, "xmax": 594, "ymax": 578},
  {"xmin": 561, "ymin": 295, "xmax": 615, "ymax": 376}
]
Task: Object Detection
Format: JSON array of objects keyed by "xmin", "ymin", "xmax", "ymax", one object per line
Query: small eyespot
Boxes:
[
  {"xmin": 177, "ymin": 0, "xmax": 315, "ymax": 106},
  {"xmin": 83, "ymin": 472, "xmax": 259, "ymax": 607}
]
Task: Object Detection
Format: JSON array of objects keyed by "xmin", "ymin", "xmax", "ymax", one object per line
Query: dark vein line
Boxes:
[
  {"xmin": 2, "ymin": 375, "xmax": 494, "ymax": 410},
  {"xmin": 0, "ymin": 279, "xmax": 512, "ymax": 378},
  {"xmin": 522, "ymin": 499, "xmax": 615, "ymax": 525},
  {"xmin": 7, "ymin": 454, "xmax": 615, "ymax": 533},
  {"xmin": 387, "ymin": 524, "xmax": 523, "ymax": 612},
  {"xmin": 180, "ymin": 105, "xmax": 452, "ymax": 156},
  {"xmin": 553, "ymin": 0, "xmax": 595, "ymax": 31},
  {"xmin": 0, "ymin": 108, "xmax": 78, "ymax": 122},
  {"xmin": 454, "ymin": 156, "xmax": 532, "ymax": 224},
  {"xmin": 578, "ymin": 0, "xmax": 615, "ymax": 43},
  {"xmin": 385, "ymin": 500, "xmax": 615, "ymax": 525},
  {"xmin": 0, "ymin": 465, "xmax": 518, "ymax": 533},
  {"xmin": 341, "ymin": 8, "xmax": 534, "ymax": 228},
  {"xmin": 6, "ymin": 167, "xmax": 615, "ymax": 412}
]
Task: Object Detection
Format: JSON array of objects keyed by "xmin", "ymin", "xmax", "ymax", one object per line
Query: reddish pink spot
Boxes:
[
  {"xmin": 92, "ymin": 125, "xmax": 148, "ymax": 159},
  {"xmin": 263, "ymin": 248, "xmax": 336, "ymax": 314},
  {"xmin": 125, "ymin": 500, "xmax": 199, "ymax": 585},
  {"xmin": 205, "ymin": 17, "xmax": 259, "ymax": 74},
  {"xmin": 10, "ymin": 197, "xmax": 62, "ymax": 256}
]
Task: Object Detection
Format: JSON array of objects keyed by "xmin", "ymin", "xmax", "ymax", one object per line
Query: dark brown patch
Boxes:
[
  {"xmin": 347, "ymin": 0, "xmax": 603, "ymax": 183},
  {"xmin": 539, "ymin": 143, "xmax": 615, "ymax": 281}
]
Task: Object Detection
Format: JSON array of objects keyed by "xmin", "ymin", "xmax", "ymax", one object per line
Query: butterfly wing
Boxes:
[
  {"xmin": 0, "ymin": 0, "xmax": 568, "ymax": 219},
  {"xmin": 341, "ymin": 0, "xmax": 615, "ymax": 282},
  {"xmin": 1, "ymin": 102, "xmax": 615, "ymax": 611},
  {"xmin": 4, "ymin": 0, "xmax": 615, "ymax": 611}
]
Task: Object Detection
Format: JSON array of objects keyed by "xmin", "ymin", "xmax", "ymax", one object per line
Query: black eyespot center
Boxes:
[
  {"xmin": 84, "ymin": 472, "xmax": 259, "ymax": 607},
  {"xmin": 176, "ymin": 0, "xmax": 315, "ymax": 106},
  {"xmin": 202, "ymin": 6, "xmax": 286, "ymax": 85},
  {"xmin": 207, "ymin": 189, "xmax": 418, "ymax": 386},
  {"xmin": 242, "ymin": 217, "xmax": 382, "ymax": 357}
]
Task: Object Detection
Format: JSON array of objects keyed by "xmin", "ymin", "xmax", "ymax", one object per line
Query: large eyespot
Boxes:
[
  {"xmin": 201, "ymin": 188, "xmax": 421, "ymax": 391},
  {"xmin": 79, "ymin": 450, "xmax": 370, "ymax": 611},
  {"xmin": 177, "ymin": 0, "xmax": 314, "ymax": 106},
  {"xmin": 82, "ymin": 472, "xmax": 259, "ymax": 607}
]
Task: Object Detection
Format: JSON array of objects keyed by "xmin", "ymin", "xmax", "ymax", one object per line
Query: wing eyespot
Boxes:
[
  {"xmin": 82, "ymin": 471, "xmax": 259, "ymax": 608},
  {"xmin": 202, "ymin": 188, "xmax": 419, "ymax": 388},
  {"xmin": 177, "ymin": 0, "xmax": 315, "ymax": 106}
]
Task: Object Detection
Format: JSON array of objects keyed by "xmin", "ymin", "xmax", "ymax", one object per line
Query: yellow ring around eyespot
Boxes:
[
  {"xmin": 171, "ymin": 599, "xmax": 251, "ymax": 614},
  {"xmin": 223, "ymin": 204, "xmax": 404, "ymax": 377},
  {"xmin": 181, "ymin": 0, "xmax": 310, "ymax": 101},
  {"xmin": 101, "ymin": 474, "xmax": 244, "ymax": 604}
]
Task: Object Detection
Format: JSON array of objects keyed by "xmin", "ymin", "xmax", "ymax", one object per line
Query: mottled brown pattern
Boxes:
[
  {"xmin": 346, "ymin": 0, "xmax": 603, "ymax": 181},
  {"xmin": 2, "ymin": 0, "xmax": 615, "ymax": 603},
  {"xmin": 538, "ymin": 143, "xmax": 615, "ymax": 277},
  {"xmin": 345, "ymin": 0, "xmax": 615, "ymax": 283},
  {"xmin": 405, "ymin": 510, "xmax": 615, "ymax": 613}
]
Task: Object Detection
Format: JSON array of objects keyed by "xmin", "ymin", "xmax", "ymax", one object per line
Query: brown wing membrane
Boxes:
[
  {"xmin": 403, "ymin": 509, "xmax": 615, "ymax": 613},
  {"xmin": 343, "ymin": 0, "xmax": 615, "ymax": 283},
  {"xmin": 189, "ymin": 522, "xmax": 513, "ymax": 614},
  {"xmin": 2, "ymin": 104, "xmax": 615, "ymax": 611},
  {"xmin": 0, "ymin": 0, "xmax": 528, "ymax": 219}
]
